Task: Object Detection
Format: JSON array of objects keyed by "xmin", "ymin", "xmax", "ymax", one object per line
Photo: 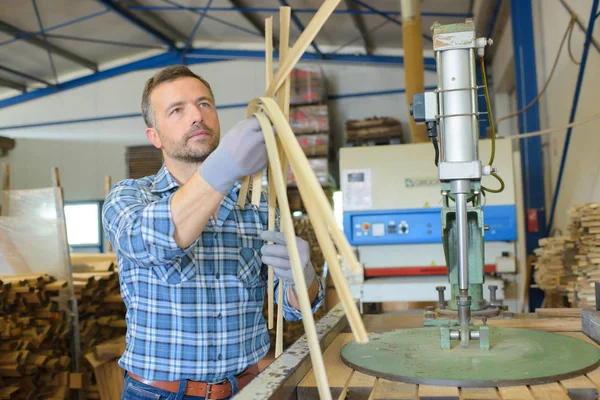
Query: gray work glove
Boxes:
[
  {"xmin": 260, "ymin": 230, "xmax": 316, "ymax": 289},
  {"xmin": 199, "ymin": 116, "xmax": 269, "ymax": 194}
]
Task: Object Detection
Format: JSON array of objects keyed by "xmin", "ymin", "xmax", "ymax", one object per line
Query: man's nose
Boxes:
[{"xmin": 190, "ymin": 104, "xmax": 204, "ymax": 125}]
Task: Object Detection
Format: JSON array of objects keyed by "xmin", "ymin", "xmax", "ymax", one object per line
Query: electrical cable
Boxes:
[
  {"xmin": 495, "ymin": 15, "xmax": 576, "ymax": 127},
  {"xmin": 568, "ymin": 14, "xmax": 581, "ymax": 65},
  {"xmin": 500, "ymin": 110, "xmax": 600, "ymax": 139},
  {"xmin": 478, "ymin": 56, "xmax": 504, "ymax": 194},
  {"xmin": 432, "ymin": 138, "xmax": 439, "ymax": 167}
]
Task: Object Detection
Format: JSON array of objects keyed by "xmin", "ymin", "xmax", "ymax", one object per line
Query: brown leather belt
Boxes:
[{"xmin": 128, "ymin": 364, "xmax": 259, "ymax": 399}]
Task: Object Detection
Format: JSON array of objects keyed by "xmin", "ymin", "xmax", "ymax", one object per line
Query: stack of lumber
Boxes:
[
  {"xmin": 125, "ymin": 145, "xmax": 163, "ymax": 179},
  {"xmin": 567, "ymin": 204, "xmax": 600, "ymax": 308},
  {"xmin": 345, "ymin": 116, "xmax": 403, "ymax": 145},
  {"xmin": 532, "ymin": 236, "xmax": 576, "ymax": 293},
  {"xmin": 0, "ymin": 274, "xmax": 73, "ymax": 399},
  {"xmin": 71, "ymin": 262, "xmax": 126, "ymax": 399}
]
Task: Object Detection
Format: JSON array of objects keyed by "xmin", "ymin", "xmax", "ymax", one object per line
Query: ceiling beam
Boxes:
[
  {"xmin": 344, "ymin": 0, "xmax": 374, "ymax": 55},
  {"xmin": 0, "ymin": 20, "xmax": 98, "ymax": 71},
  {"xmin": 123, "ymin": 0, "xmax": 187, "ymax": 43},
  {"xmin": 0, "ymin": 64, "xmax": 55, "ymax": 87},
  {"xmin": 97, "ymin": 0, "xmax": 178, "ymax": 50},
  {"xmin": 229, "ymin": 0, "xmax": 280, "ymax": 48},
  {"xmin": 0, "ymin": 77, "xmax": 26, "ymax": 92}
]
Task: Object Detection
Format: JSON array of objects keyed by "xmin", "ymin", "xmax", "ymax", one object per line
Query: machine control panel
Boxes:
[{"xmin": 344, "ymin": 205, "xmax": 517, "ymax": 246}]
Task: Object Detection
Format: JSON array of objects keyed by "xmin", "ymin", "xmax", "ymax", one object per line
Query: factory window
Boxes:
[{"xmin": 63, "ymin": 201, "xmax": 104, "ymax": 253}]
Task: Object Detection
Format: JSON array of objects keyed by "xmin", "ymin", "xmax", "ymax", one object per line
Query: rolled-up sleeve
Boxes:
[
  {"xmin": 275, "ymin": 276, "xmax": 325, "ymax": 322},
  {"xmin": 102, "ymin": 181, "xmax": 192, "ymax": 268}
]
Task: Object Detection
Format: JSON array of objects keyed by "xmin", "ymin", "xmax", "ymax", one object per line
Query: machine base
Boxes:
[{"xmin": 340, "ymin": 327, "xmax": 600, "ymax": 387}]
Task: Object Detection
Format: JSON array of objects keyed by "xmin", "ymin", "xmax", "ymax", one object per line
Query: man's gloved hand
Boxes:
[
  {"xmin": 260, "ymin": 230, "xmax": 316, "ymax": 289},
  {"xmin": 199, "ymin": 116, "xmax": 269, "ymax": 194}
]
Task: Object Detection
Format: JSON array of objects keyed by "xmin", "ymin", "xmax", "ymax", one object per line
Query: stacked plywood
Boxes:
[
  {"xmin": 533, "ymin": 236, "xmax": 576, "ymax": 293},
  {"xmin": 568, "ymin": 204, "xmax": 600, "ymax": 308},
  {"xmin": 0, "ymin": 274, "xmax": 73, "ymax": 399}
]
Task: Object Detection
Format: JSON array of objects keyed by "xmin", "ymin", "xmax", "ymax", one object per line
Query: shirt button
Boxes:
[
  {"xmin": 218, "ymin": 354, "xmax": 222, "ymax": 360},
  {"xmin": 217, "ymin": 313, "xmax": 222, "ymax": 319},
  {"xmin": 215, "ymin": 273, "xmax": 220, "ymax": 279}
]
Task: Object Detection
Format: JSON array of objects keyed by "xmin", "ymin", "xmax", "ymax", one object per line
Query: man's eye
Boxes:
[
  {"xmin": 200, "ymin": 102, "xmax": 211, "ymax": 108},
  {"xmin": 171, "ymin": 108, "xmax": 181, "ymax": 115}
]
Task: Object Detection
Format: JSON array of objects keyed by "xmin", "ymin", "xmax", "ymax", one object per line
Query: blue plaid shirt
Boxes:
[{"xmin": 102, "ymin": 164, "xmax": 324, "ymax": 382}]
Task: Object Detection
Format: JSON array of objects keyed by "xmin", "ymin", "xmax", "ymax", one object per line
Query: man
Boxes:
[{"xmin": 102, "ymin": 65, "xmax": 324, "ymax": 400}]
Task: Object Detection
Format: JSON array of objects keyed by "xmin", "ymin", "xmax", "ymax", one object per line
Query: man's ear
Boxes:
[{"xmin": 146, "ymin": 127, "xmax": 162, "ymax": 149}]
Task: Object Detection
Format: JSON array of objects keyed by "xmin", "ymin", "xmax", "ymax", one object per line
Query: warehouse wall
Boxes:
[
  {"xmin": 0, "ymin": 60, "xmax": 437, "ymax": 194},
  {"xmin": 532, "ymin": 0, "xmax": 600, "ymax": 233},
  {"xmin": 491, "ymin": 0, "xmax": 600, "ymax": 234},
  {"xmin": 1, "ymin": 139, "xmax": 126, "ymax": 202}
]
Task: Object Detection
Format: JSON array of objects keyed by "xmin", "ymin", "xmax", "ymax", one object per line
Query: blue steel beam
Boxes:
[
  {"xmin": 0, "ymin": 9, "xmax": 110, "ymax": 47},
  {"xmin": 547, "ymin": 0, "xmax": 600, "ymax": 235},
  {"xmin": 127, "ymin": 5, "xmax": 472, "ymax": 19},
  {"xmin": 279, "ymin": 0, "xmax": 323, "ymax": 56},
  {"xmin": 97, "ymin": 0, "xmax": 178, "ymax": 50},
  {"xmin": 510, "ymin": 0, "xmax": 545, "ymax": 310},
  {"xmin": 32, "ymin": 0, "xmax": 58, "ymax": 84},
  {"xmin": 559, "ymin": 0, "xmax": 600, "ymax": 54},
  {"xmin": 160, "ymin": 0, "xmax": 264, "ymax": 39},
  {"xmin": 0, "ymin": 86, "xmax": 439, "ymax": 131},
  {"xmin": 0, "ymin": 49, "xmax": 435, "ymax": 109},
  {"xmin": 183, "ymin": 0, "xmax": 213, "ymax": 52},
  {"xmin": 44, "ymin": 34, "xmax": 164, "ymax": 50}
]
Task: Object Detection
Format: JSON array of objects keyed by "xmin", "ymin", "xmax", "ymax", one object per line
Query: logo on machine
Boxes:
[{"xmin": 404, "ymin": 177, "xmax": 438, "ymax": 188}]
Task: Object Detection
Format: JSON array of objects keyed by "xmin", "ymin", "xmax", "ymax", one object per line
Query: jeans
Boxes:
[{"xmin": 122, "ymin": 372, "xmax": 233, "ymax": 400}]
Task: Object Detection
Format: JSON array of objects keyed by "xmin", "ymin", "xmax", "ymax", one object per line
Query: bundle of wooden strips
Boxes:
[
  {"xmin": 236, "ymin": 2, "xmax": 369, "ymax": 399},
  {"xmin": 532, "ymin": 236, "xmax": 576, "ymax": 293},
  {"xmin": 0, "ymin": 274, "xmax": 73, "ymax": 399},
  {"xmin": 567, "ymin": 203, "xmax": 600, "ymax": 308}
]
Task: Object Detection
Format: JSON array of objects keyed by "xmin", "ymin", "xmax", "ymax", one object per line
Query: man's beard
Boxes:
[{"xmin": 160, "ymin": 123, "xmax": 219, "ymax": 164}]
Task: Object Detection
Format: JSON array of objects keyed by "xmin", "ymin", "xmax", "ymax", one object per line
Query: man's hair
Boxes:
[{"xmin": 141, "ymin": 65, "xmax": 215, "ymax": 128}]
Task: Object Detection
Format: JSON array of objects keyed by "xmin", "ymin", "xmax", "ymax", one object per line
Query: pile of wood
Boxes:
[
  {"xmin": 0, "ymin": 274, "xmax": 74, "ymax": 399},
  {"xmin": 345, "ymin": 117, "xmax": 403, "ymax": 144},
  {"xmin": 126, "ymin": 145, "xmax": 163, "ymax": 179},
  {"xmin": 533, "ymin": 236, "xmax": 576, "ymax": 293},
  {"xmin": 72, "ymin": 262, "xmax": 126, "ymax": 399},
  {"xmin": 567, "ymin": 204, "xmax": 600, "ymax": 308}
]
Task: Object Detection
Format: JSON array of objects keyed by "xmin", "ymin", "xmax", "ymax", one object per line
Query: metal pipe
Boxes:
[
  {"xmin": 440, "ymin": 49, "xmax": 477, "ymax": 162},
  {"xmin": 456, "ymin": 192, "xmax": 469, "ymax": 291}
]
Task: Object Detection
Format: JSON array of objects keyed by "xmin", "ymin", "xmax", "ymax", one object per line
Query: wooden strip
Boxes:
[
  {"xmin": 585, "ymin": 367, "xmax": 600, "ymax": 388},
  {"xmin": 560, "ymin": 375, "xmax": 598, "ymax": 400},
  {"xmin": 265, "ymin": 15, "xmax": 275, "ymax": 332},
  {"xmin": 418, "ymin": 384, "xmax": 459, "ymax": 399},
  {"xmin": 497, "ymin": 386, "xmax": 534, "ymax": 400},
  {"xmin": 253, "ymin": 112, "xmax": 331, "ymax": 400},
  {"xmin": 474, "ymin": 318, "xmax": 581, "ymax": 332},
  {"xmin": 372, "ymin": 378, "xmax": 417, "ymax": 399},
  {"xmin": 266, "ymin": 0, "xmax": 342, "ymax": 97},
  {"xmin": 274, "ymin": 6, "xmax": 291, "ymax": 359},
  {"xmin": 337, "ymin": 369, "xmax": 354, "ymax": 400},
  {"xmin": 368, "ymin": 377, "xmax": 380, "ymax": 400},
  {"xmin": 529, "ymin": 383, "xmax": 569, "ymax": 399},
  {"xmin": 461, "ymin": 387, "xmax": 500, "ymax": 399},
  {"xmin": 345, "ymin": 370, "xmax": 377, "ymax": 399},
  {"xmin": 536, "ymin": 308, "xmax": 581, "ymax": 318},
  {"xmin": 256, "ymin": 97, "xmax": 368, "ymax": 344}
]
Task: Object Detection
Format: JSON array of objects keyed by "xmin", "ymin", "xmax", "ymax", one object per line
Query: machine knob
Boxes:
[
  {"xmin": 489, "ymin": 285, "xmax": 498, "ymax": 305},
  {"xmin": 436, "ymin": 286, "xmax": 446, "ymax": 309}
]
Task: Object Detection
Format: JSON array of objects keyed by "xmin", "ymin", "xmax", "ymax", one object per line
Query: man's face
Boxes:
[{"xmin": 147, "ymin": 77, "xmax": 220, "ymax": 164}]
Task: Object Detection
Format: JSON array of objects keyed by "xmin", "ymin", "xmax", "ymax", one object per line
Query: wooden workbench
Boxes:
[{"xmin": 236, "ymin": 305, "xmax": 600, "ymax": 400}]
